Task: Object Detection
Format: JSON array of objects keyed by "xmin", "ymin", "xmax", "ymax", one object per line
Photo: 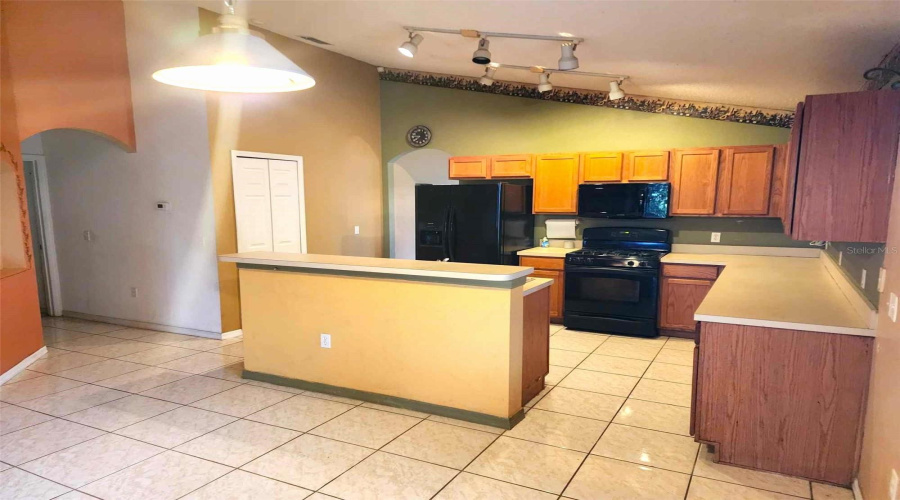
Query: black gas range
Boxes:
[{"xmin": 564, "ymin": 227, "xmax": 671, "ymax": 337}]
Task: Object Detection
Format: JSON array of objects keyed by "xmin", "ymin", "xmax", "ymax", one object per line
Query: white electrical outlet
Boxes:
[
  {"xmin": 320, "ymin": 333, "xmax": 331, "ymax": 348},
  {"xmin": 838, "ymin": 251, "xmax": 843, "ymax": 266},
  {"xmin": 354, "ymin": 225, "xmax": 360, "ymax": 235},
  {"xmin": 130, "ymin": 287, "xmax": 138, "ymax": 298},
  {"xmin": 879, "ymin": 267, "xmax": 887, "ymax": 293},
  {"xmin": 710, "ymin": 232, "xmax": 721, "ymax": 243},
  {"xmin": 861, "ymin": 269, "xmax": 867, "ymax": 289},
  {"xmin": 889, "ymin": 293, "xmax": 898, "ymax": 323},
  {"xmin": 890, "ymin": 468, "xmax": 898, "ymax": 500}
]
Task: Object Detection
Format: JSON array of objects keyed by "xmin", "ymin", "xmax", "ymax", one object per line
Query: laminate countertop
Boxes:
[
  {"xmin": 517, "ymin": 247, "xmax": 578, "ymax": 258},
  {"xmin": 661, "ymin": 253, "xmax": 875, "ymax": 337},
  {"xmin": 524, "ymin": 277, "xmax": 553, "ymax": 296},
  {"xmin": 219, "ymin": 252, "xmax": 533, "ymax": 283}
]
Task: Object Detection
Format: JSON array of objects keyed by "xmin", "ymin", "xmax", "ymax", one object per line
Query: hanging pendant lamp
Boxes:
[{"xmin": 153, "ymin": 0, "xmax": 315, "ymax": 93}]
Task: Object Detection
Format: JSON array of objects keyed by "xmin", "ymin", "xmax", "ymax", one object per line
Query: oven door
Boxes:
[{"xmin": 564, "ymin": 265, "xmax": 659, "ymax": 319}]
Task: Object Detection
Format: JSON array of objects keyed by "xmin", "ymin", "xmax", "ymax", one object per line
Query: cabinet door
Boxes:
[
  {"xmin": 717, "ymin": 146, "xmax": 774, "ymax": 215},
  {"xmin": 491, "ymin": 154, "xmax": 533, "ymax": 178},
  {"xmin": 659, "ymin": 277, "xmax": 714, "ymax": 332},
  {"xmin": 530, "ymin": 268, "xmax": 564, "ymax": 320},
  {"xmin": 670, "ymin": 149, "xmax": 720, "ymax": 215},
  {"xmin": 793, "ymin": 90, "xmax": 900, "ymax": 242},
  {"xmin": 625, "ymin": 151, "xmax": 669, "ymax": 181},
  {"xmin": 449, "ymin": 156, "xmax": 490, "ymax": 179},
  {"xmin": 781, "ymin": 102, "xmax": 804, "ymax": 235},
  {"xmin": 533, "ymin": 154, "xmax": 579, "ymax": 214},
  {"xmin": 580, "ymin": 152, "xmax": 623, "ymax": 182}
]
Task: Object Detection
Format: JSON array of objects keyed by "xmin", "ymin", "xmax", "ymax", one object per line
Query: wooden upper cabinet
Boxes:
[
  {"xmin": 580, "ymin": 152, "xmax": 623, "ymax": 182},
  {"xmin": 449, "ymin": 156, "xmax": 490, "ymax": 179},
  {"xmin": 670, "ymin": 149, "xmax": 720, "ymax": 215},
  {"xmin": 490, "ymin": 154, "xmax": 533, "ymax": 178},
  {"xmin": 625, "ymin": 150, "xmax": 669, "ymax": 181},
  {"xmin": 781, "ymin": 102, "xmax": 804, "ymax": 235},
  {"xmin": 717, "ymin": 146, "xmax": 774, "ymax": 216},
  {"xmin": 792, "ymin": 90, "xmax": 900, "ymax": 242},
  {"xmin": 533, "ymin": 153, "xmax": 580, "ymax": 214}
]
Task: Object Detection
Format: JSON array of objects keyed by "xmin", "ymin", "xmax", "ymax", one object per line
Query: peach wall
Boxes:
[
  {"xmin": 0, "ymin": 26, "xmax": 43, "ymax": 374},
  {"xmin": 3, "ymin": 0, "xmax": 135, "ymax": 151},
  {"xmin": 858, "ymin": 155, "xmax": 900, "ymax": 498}
]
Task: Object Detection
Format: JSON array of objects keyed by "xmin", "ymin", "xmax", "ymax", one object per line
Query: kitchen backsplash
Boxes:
[
  {"xmin": 537, "ymin": 215, "xmax": 813, "ymax": 248},
  {"xmin": 824, "ymin": 242, "xmax": 885, "ymax": 307}
]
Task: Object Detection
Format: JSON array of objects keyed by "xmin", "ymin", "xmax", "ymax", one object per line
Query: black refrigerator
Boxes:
[{"xmin": 415, "ymin": 183, "xmax": 533, "ymax": 265}]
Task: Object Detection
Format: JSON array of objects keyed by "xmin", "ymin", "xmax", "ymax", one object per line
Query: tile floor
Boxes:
[{"xmin": 0, "ymin": 318, "xmax": 856, "ymax": 500}]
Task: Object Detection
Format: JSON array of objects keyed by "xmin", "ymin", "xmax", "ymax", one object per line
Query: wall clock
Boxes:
[{"xmin": 406, "ymin": 125, "xmax": 432, "ymax": 148}]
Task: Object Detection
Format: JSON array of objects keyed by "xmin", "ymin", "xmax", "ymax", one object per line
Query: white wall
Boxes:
[
  {"xmin": 387, "ymin": 149, "xmax": 456, "ymax": 259},
  {"xmin": 35, "ymin": 2, "xmax": 221, "ymax": 333}
]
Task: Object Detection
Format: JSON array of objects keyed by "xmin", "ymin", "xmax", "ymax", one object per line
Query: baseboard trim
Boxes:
[
  {"xmin": 0, "ymin": 346, "xmax": 48, "ymax": 385},
  {"xmin": 852, "ymin": 478, "xmax": 863, "ymax": 500},
  {"xmin": 221, "ymin": 329, "xmax": 243, "ymax": 340},
  {"xmin": 62, "ymin": 311, "xmax": 226, "ymax": 340},
  {"xmin": 243, "ymin": 370, "xmax": 525, "ymax": 430}
]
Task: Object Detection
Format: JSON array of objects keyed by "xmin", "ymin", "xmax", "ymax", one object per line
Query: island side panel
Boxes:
[
  {"xmin": 238, "ymin": 267, "xmax": 523, "ymax": 419},
  {"xmin": 696, "ymin": 322, "xmax": 873, "ymax": 485}
]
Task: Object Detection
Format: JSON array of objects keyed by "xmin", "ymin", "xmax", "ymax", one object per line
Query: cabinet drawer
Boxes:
[
  {"xmin": 520, "ymin": 256, "xmax": 565, "ymax": 271},
  {"xmin": 662, "ymin": 263, "xmax": 719, "ymax": 279}
]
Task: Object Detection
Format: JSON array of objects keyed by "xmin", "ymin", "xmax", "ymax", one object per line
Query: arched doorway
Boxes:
[{"xmin": 386, "ymin": 149, "xmax": 457, "ymax": 259}]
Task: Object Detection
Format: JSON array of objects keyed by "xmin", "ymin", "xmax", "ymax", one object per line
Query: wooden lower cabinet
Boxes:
[
  {"xmin": 658, "ymin": 264, "xmax": 718, "ymax": 335},
  {"xmin": 520, "ymin": 256, "xmax": 565, "ymax": 322},
  {"xmin": 521, "ymin": 286, "xmax": 550, "ymax": 404},
  {"xmin": 694, "ymin": 322, "xmax": 873, "ymax": 485}
]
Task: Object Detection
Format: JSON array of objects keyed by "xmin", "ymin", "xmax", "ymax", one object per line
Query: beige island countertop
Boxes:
[
  {"xmin": 220, "ymin": 252, "xmax": 532, "ymax": 283},
  {"xmin": 662, "ymin": 252, "xmax": 875, "ymax": 336}
]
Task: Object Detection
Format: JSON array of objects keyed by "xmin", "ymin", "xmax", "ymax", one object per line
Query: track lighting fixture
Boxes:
[
  {"xmin": 398, "ymin": 32, "xmax": 423, "ymax": 58},
  {"xmin": 608, "ymin": 80, "xmax": 625, "ymax": 100},
  {"xmin": 558, "ymin": 43, "xmax": 578, "ymax": 71},
  {"xmin": 538, "ymin": 73, "xmax": 552, "ymax": 93},
  {"xmin": 472, "ymin": 38, "xmax": 491, "ymax": 65},
  {"xmin": 480, "ymin": 66, "xmax": 497, "ymax": 86}
]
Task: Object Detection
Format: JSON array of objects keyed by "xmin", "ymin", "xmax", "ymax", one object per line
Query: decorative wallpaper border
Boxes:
[{"xmin": 379, "ymin": 68, "xmax": 794, "ymax": 128}]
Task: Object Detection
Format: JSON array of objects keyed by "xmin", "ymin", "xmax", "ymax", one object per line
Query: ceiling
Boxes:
[{"xmin": 196, "ymin": 0, "xmax": 900, "ymax": 110}]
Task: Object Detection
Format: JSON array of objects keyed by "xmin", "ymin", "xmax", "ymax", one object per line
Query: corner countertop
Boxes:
[
  {"xmin": 219, "ymin": 252, "xmax": 533, "ymax": 283},
  {"xmin": 517, "ymin": 247, "xmax": 578, "ymax": 258},
  {"xmin": 662, "ymin": 253, "xmax": 875, "ymax": 337},
  {"xmin": 524, "ymin": 277, "xmax": 553, "ymax": 296}
]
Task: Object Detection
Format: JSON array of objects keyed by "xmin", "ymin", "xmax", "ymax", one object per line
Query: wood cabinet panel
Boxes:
[
  {"xmin": 491, "ymin": 154, "xmax": 533, "ymax": 178},
  {"xmin": 717, "ymin": 146, "xmax": 774, "ymax": 215},
  {"xmin": 533, "ymin": 153, "xmax": 579, "ymax": 214},
  {"xmin": 625, "ymin": 150, "xmax": 669, "ymax": 181},
  {"xmin": 696, "ymin": 322, "xmax": 873, "ymax": 485},
  {"xmin": 522, "ymin": 286, "xmax": 550, "ymax": 404},
  {"xmin": 768, "ymin": 144, "xmax": 789, "ymax": 219},
  {"xmin": 449, "ymin": 156, "xmax": 490, "ymax": 179},
  {"xmin": 792, "ymin": 90, "xmax": 900, "ymax": 242},
  {"xmin": 520, "ymin": 256, "xmax": 565, "ymax": 271},
  {"xmin": 530, "ymin": 269, "xmax": 564, "ymax": 321},
  {"xmin": 662, "ymin": 263, "xmax": 719, "ymax": 280},
  {"xmin": 670, "ymin": 149, "xmax": 720, "ymax": 215},
  {"xmin": 781, "ymin": 102, "xmax": 804, "ymax": 235},
  {"xmin": 659, "ymin": 277, "xmax": 714, "ymax": 332},
  {"xmin": 580, "ymin": 152, "xmax": 623, "ymax": 182}
]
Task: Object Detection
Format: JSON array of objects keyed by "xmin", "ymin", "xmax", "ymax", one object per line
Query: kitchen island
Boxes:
[{"xmin": 219, "ymin": 252, "xmax": 549, "ymax": 429}]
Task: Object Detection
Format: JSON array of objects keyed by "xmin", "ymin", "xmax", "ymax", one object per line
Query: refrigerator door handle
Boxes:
[
  {"xmin": 443, "ymin": 208, "xmax": 452, "ymax": 261},
  {"xmin": 448, "ymin": 208, "xmax": 457, "ymax": 262}
]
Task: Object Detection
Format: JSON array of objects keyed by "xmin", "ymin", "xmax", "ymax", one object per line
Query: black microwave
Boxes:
[{"xmin": 577, "ymin": 183, "xmax": 670, "ymax": 219}]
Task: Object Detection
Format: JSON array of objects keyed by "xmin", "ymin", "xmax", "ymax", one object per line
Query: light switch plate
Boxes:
[
  {"xmin": 354, "ymin": 225, "xmax": 360, "ymax": 235},
  {"xmin": 320, "ymin": 333, "xmax": 332, "ymax": 348},
  {"xmin": 889, "ymin": 293, "xmax": 898, "ymax": 323},
  {"xmin": 879, "ymin": 267, "xmax": 887, "ymax": 293},
  {"xmin": 710, "ymin": 232, "xmax": 721, "ymax": 243}
]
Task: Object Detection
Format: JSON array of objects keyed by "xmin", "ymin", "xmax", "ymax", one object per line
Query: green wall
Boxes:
[{"xmin": 380, "ymin": 81, "xmax": 801, "ymax": 254}]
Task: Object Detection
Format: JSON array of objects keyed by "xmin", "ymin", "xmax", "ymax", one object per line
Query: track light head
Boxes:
[
  {"xmin": 472, "ymin": 38, "xmax": 491, "ymax": 65},
  {"xmin": 398, "ymin": 33, "xmax": 423, "ymax": 58},
  {"xmin": 479, "ymin": 67, "xmax": 497, "ymax": 86},
  {"xmin": 608, "ymin": 80, "xmax": 625, "ymax": 100},
  {"xmin": 558, "ymin": 43, "xmax": 579, "ymax": 70},
  {"xmin": 538, "ymin": 72, "xmax": 552, "ymax": 93}
]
